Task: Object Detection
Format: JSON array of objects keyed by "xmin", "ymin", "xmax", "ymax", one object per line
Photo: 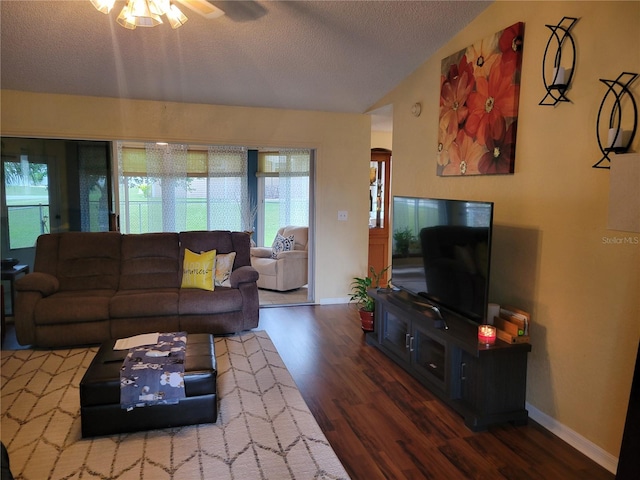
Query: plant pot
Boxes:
[{"xmin": 358, "ymin": 309, "xmax": 375, "ymax": 332}]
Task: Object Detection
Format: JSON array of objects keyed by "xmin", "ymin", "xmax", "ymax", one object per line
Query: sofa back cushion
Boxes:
[
  {"xmin": 54, "ymin": 232, "xmax": 122, "ymax": 291},
  {"xmin": 33, "ymin": 233, "xmax": 62, "ymax": 275},
  {"xmin": 179, "ymin": 231, "xmax": 251, "ymax": 270},
  {"xmin": 230, "ymin": 231, "xmax": 252, "ymax": 267},
  {"xmin": 120, "ymin": 233, "xmax": 181, "ymax": 290}
]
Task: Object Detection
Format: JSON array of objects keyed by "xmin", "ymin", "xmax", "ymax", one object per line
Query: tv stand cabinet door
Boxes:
[
  {"xmin": 379, "ymin": 302, "xmax": 411, "ymax": 363},
  {"xmin": 411, "ymin": 322, "xmax": 448, "ymax": 394},
  {"xmin": 458, "ymin": 349, "xmax": 529, "ymax": 431}
]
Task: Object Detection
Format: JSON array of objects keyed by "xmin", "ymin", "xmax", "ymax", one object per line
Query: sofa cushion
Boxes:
[
  {"xmin": 179, "ymin": 231, "xmax": 252, "ymax": 269},
  {"xmin": 271, "ymin": 233, "xmax": 294, "ymax": 258},
  {"xmin": 56, "ymin": 232, "xmax": 121, "ymax": 291},
  {"xmin": 110, "ymin": 288, "xmax": 179, "ymax": 318},
  {"xmin": 179, "ymin": 288, "xmax": 243, "ymax": 315},
  {"xmin": 181, "ymin": 249, "xmax": 216, "ymax": 291},
  {"xmin": 33, "ymin": 233, "xmax": 61, "ymax": 275},
  {"xmin": 215, "ymin": 252, "xmax": 236, "ymax": 287},
  {"xmin": 180, "ymin": 231, "xmax": 234, "ymax": 256},
  {"xmin": 34, "ymin": 290, "xmax": 115, "ymax": 325},
  {"xmin": 120, "ymin": 233, "xmax": 180, "ymax": 290},
  {"xmin": 278, "ymin": 226, "xmax": 309, "ymax": 251}
]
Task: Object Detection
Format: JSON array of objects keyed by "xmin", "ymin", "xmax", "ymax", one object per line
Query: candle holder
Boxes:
[
  {"xmin": 539, "ymin": 17, "xmax": 578, "ymax": 107},
  {"xmin": 478, "ymin": 324, "xmax": 497, "ymax": 346},
  {"xmin": 593, "ymin": 72, "xmax": 638, "ymax": 169}
]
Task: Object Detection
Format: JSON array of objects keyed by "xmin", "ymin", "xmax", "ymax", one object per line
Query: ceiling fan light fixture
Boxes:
[
  {"xmin": 129, "ymin": 0, "xmax": 163, "ymax": 27},
  {"xmin": 90, "ymin": 0, "xmax": 116, "ymax": 14},
  {"xmin": 166, "ymin": 4, "xmax": 189, "ymax": 29},
  {"xmin": 133, "ymin": 14, "xmax": 164, "ymax": 28},
  {"xmin": 175, "ymin": 0, "xmax": 225, "ymax": 19},
  {"xmin": 91, "ymin": 0, "xmax": 219, "ymax": 29},
  {"xmin": 148, "ymin": 0, "xmax": 178, "ymax": 17},
  {"xmin": 116, "ymin": 3, "xmax": 138, "ymax": 29}
]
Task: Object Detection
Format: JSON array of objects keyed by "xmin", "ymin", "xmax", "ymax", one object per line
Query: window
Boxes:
[
  {"xmin": 116, "ymin": 143, "xmax": 311, "ymax": 249},
  {"xmin": 2, "ymin": 155, "xmax": 50, "ymax": 249},
  {"xmin": 117, "ymin": 143, "xmax": 250, "ymax": 234},
  {"xmin": 257, "ymin": 150, "xmax": 310, "ymax": 246}
]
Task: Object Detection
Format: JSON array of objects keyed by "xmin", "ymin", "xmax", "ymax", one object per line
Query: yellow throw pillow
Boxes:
[
  {"xmin": 215, "ymin": 252, "xmax": 236, "ymax": 287},
  {"xmin": 181, "ymin": 248, "xmax": 216, "ymax": 291}
]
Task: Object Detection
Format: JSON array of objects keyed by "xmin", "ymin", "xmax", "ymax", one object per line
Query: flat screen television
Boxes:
[{"xmin": 391, "ymin": 196, "xmax": 494, "ymax": 324}]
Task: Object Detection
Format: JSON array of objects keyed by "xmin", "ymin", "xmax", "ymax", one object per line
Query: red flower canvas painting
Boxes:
[{"xmin": 438, "ymin": 22, "xmax": 524, "ymax": 176}]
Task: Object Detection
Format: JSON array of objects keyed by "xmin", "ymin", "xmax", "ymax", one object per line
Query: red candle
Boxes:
[{"xmin": 478, "ymin": 324, "xmax": 497, "ymax": 345}]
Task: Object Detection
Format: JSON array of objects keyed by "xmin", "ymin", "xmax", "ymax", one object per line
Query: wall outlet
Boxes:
[{"xmin": 338, "ymin": 210, "xmax": 348, "ymax": 221}]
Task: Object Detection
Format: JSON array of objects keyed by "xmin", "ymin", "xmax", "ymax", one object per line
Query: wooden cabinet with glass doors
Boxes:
[{"xmin": 368, "ymin": 148, "xmax": 391, "ymax": 284}]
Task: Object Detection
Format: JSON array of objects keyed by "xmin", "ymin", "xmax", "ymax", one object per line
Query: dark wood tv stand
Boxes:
[{"xmin": 366, "ymin": 289, "xmax": 531, "ymax": 431}]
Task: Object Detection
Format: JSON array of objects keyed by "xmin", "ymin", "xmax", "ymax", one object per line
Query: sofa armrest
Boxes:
[
  {"xmin": 15, "ymin": 272, "xmax": 59, "ymax": 297},
  {"xmin": 272, "ymin": 250, "xmax": 307, "ymax": 260},
  {"xmin": 14, "ymin": 272, "xmax": 59, "ymax": 346},
  {"xmin": 250, "ymin": 247, "xmax": 273, "ymax": 258},
  {"xmin": 230, "ymin": 265, "xmax": 259, "ymax": 288},
  {"xmin": 233, "ymin": 266, "xmax": 260, "ymax": 330}
]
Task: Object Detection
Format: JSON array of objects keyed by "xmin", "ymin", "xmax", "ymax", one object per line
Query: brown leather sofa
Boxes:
[{"xmin": 14, "ymin": 230, "xmax": 259, "ymax": 348}]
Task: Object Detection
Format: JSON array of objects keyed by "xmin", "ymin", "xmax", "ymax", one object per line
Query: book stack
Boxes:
[{"xmin": 493, "ymin": 306, "xmax": 530, "ymax": 344}]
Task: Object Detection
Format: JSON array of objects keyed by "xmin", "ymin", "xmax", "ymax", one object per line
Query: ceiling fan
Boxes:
[
  {"xmin": 175, "ymin": 0, "xmax": 225, "ymax": 19},
  {"xmin": 90, "ymin": 0, "xmax": 225, "ymax": 29}
]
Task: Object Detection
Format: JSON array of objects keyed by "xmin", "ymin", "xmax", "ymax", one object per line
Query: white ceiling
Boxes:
[{"xmin": 0, "ymin": 1, "xmax": 491, "ymax": 131}]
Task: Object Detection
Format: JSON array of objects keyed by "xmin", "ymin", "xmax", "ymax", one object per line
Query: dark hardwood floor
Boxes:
[
  {"xmin": 2, "ymin": 306, "xmax": 615, "ymax": 479},
  {"xmin": 258, "ymin": 304, "xmax": 614, "ymax": 480}
]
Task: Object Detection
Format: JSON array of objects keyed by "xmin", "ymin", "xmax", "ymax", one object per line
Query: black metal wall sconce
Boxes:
[
  {"xmin": 540, "ymin": 17, "xmax": 578, "ymax": 106},
  {"xmin": 593, "ymin": 72, "xmax": 638, "ymax": 169}
]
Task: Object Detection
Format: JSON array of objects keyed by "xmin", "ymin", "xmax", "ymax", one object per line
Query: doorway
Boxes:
[{"xmin": 254, "ymin": 149, "xmax": 313, "ymax": 306}]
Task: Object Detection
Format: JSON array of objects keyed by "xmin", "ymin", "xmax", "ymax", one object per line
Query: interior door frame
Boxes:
[{"xmin": 254, "ymin": 148, "xmax": 315, "ymax": 303}]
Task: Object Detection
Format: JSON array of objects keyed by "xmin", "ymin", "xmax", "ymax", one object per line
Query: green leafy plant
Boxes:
[
  {"xmin": 393, "ymin": 227, "xmax": 414, "ymax": 256},
  {"xmin": 349, "ymin": 265, "xmax": 390, "ymax": 312}
]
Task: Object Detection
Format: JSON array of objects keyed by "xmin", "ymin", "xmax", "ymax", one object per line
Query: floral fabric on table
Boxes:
[{"xmin": 120, "ymin": 332, "xmax": 187, "ymax": 410}]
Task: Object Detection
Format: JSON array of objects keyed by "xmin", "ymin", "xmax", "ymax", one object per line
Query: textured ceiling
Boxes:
[{"xmin": 0, "ymin": 1, "xmax": 491, "ymax": 129}]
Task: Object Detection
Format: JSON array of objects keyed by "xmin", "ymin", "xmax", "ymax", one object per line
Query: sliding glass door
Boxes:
[
  {"xmin": 256, "ymin": 150, "xmax": 311, "ymax": 247},
  {"xmin": 1, "ymin": 138, "xmax": 111, "ymax": 261}
]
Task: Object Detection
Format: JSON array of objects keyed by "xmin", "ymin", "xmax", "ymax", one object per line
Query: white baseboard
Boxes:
[{"xmin": 526, "ymin": 402, "xmax": 618, "ymax": 474}]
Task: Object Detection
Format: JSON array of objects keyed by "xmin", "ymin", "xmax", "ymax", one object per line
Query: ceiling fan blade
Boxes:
[{"xmin": 175, "ymin": 0, "xmax": 225, "ymax": 19}]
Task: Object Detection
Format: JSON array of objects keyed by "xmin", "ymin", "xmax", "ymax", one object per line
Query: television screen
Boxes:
[{"xmin": 391, "ymin": 196, "xmax": 494, "ymax": 324}]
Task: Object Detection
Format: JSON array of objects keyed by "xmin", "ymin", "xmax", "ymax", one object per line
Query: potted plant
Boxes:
[
  {"xmin": 350, "ymin": 265, "xmax": 390, "ymax": 332},
  {"xmin": 393, "ymin": 227, "xmax": 414, "ymax": 257}
]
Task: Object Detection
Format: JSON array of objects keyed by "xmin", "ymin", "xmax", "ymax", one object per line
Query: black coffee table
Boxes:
[{"xmin": 80, "ymin": 333, "xmax": 217, "ymax": 437}]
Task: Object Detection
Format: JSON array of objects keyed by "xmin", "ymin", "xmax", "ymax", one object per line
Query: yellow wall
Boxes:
[
  {"xmin": 0, "ymin": 90, "xmax": 373, "ymax": 303},
  {"xmin": 372, "ymin": 0, "xmax": 639, "ymax": 460},
  {"xmin": 371, "ymin": 130, "xmax": 392, "ymax": 150}
]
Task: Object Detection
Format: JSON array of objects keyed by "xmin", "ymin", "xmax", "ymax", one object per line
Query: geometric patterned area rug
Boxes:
[{"xmin": 1, "ymin": 331, "xmax": 351, "ymax": 479}]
